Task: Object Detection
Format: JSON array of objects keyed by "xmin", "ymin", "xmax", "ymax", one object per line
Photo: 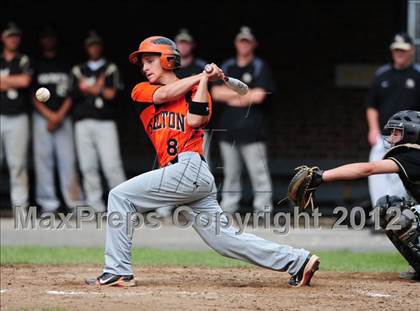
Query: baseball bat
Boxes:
[{"xmin": 204, "ymin": 64, "xmax": 249, "ymax": 95}]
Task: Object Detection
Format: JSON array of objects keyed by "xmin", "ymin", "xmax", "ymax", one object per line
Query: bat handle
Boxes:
[
  {"xmin": 205, "ymin": 64, "xmax": 227, "ymax": 82},
  {"xmin": 204, "ymin": 64, "xmax": 213, "ymax": 73}
]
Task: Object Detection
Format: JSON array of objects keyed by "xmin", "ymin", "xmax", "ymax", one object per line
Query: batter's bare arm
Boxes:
[
  {"xmin": 153, "ymin": 73, "xmax": 205, "ymax": 104},
  {"xmin": 187, "ymin": 75, "xmax": 210, "ymax": 128}
]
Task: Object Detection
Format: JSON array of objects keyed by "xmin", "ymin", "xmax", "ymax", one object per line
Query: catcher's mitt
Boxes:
[{"xmin": 288, "ymin": 166, "xmax": 323, "ymax": 209}]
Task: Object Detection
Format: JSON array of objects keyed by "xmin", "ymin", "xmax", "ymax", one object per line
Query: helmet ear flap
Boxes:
[{"xmin": 160, "ymin": 54, "xmax": 181, "ymax": 70}]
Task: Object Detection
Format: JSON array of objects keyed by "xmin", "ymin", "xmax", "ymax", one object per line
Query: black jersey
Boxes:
[
  {"xmin": 175, "ymin": 58, "xmax": 206, "ymax": 79},
  {"xmin": 33, "ymin": 56, "xmax": 70, "ymax": 111},
  {"xmin": 0, "ymin": 53, "xmax": 33, "ymax": 115},
  {"xmin": 384, "ymin": 144, "xmax": 420, "ymax": 202},
  {"xmin": 367, "ymin": 64, "xmax": 420, "ymax": 131},
  {"xmin": 217, "ymin": 57, "xmax": 275, "ymax": 143},
  {"xmin": 70, "ymin": 59, "xmax": 122, "ymax": 121}
]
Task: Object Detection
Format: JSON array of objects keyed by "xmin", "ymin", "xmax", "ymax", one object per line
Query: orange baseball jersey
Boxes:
[{"xmin": 131, "ymin": 82, "xmax": 212, "ymax": 167}]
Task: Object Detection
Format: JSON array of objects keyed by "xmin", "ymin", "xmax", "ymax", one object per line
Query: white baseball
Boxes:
[{"xmin": 35, "ymin": 87, "xmax": 51, "ymax": 102}]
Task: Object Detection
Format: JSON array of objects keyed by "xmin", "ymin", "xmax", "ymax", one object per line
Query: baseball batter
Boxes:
[{"xmin": 86, "ymin": 36, "xmax": 319, "ymax": 287}]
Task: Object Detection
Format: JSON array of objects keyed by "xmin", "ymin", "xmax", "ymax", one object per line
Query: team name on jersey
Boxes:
[
  {"xmin": 148, "ymin": 111, "xmax": 186, "ymax": 133},
  {"xmin": 37, "ymin": 73, "xmax": 68, "ymax": 85}
]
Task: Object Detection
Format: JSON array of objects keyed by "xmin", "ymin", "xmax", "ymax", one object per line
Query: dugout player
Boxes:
[
  {"xmin": 174, "ymin": 28, "xmax": 207, "ymax": 79},
  {"xmin": 212, "ymin": 26, "xmax": 274, "ymax": 214},
  {"xmin": 86, "ymin": 36, "xmax": 320, "ymax": 287},
  {"xmin": 295, "ymin": 110, "xmax": 420, "ymax": 281},
  {"xmin": 71, "ymin": 31, "xmax": 126, "ymax": 212},
  {"xmin": 366, "ymin": 32, "xmax": 420, "ymax": 206},
  {"xmin": 0, "ymin": 23, "xmax": 32, "ymax": 208},
  {"xmin": 32, "ymin": 27, "xmax": 83, "ymax": 213}
]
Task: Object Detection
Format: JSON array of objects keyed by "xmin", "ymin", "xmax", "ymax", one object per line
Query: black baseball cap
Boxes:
[
  {"xmin": 40, "ymin": 26, "xmax": 57, "ymax": 38},
  {"xmin": 175, "ymin": 28, "xmax": 194, "ymax": 43},
  {"xmin": 85, "ymin": 31, "xmax": 103, "ymax": 47},
  {"xmin": 235, "ymin": 26, "xmax": 256, "ymax": 42},
  {"xmin": 390, "ymin": 32, "xmax": 413, "ymax": 51}
]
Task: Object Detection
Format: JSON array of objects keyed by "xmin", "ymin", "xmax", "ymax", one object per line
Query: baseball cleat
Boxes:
[
  {"xmin": 288, "ymin": 254, "xmax": 320, "ymax": 287},
  {"xmin": 85, "ymin": 272, "xmax": 135, "ymax": 287},
  {"xmin": 399, "ymin": 267, "xmax": 420, "ymax": 281}
]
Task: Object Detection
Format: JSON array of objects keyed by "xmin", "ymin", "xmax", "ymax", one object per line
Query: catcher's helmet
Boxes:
[
  {"xmin": 384, "ymin": 110, "xmax": 420, "ymax": 145},
  {"xmin": 129, "ymin": 36, "xmax": 181, "ymax": 70}
]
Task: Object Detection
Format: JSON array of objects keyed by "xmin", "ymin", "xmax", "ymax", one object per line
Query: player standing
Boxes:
[
  {"xmin": 86, "ymin": 36, "xmax": 319, "ymax": 287},
  {"xmin": 32, "ymin": 27, "xmax": 83, "ymax": 213},
  {"xmin": 71, "ymin": 31, "xmax": 126, "ymax": 212},
  {"xmin": 212, "ymin": 26, "xmax": 274, "ymax": 214},
  {"xmin": 174, "ymin": 28, "xmax": 207, "ymax": 79},
  {"xmin": 0, "ymin": 23, "xmax": 32, "ymax": 208},
  {"xmin": 366, "ymin": 33, "xmax": 420, "ymax": 205}
]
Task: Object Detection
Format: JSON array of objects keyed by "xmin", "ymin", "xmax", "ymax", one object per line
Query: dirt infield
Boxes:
[{"xmin": 1, "ymin": 265, "xmax": 419, "ymax": 311}]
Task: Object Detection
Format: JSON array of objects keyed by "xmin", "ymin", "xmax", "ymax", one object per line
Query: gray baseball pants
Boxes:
[
  {"xmin": 75, "ymin": 119, "xmax": 126, "ymax": 212},
  {"xmin": 103, "ymin": 152, "xmax": 309, "ymax": 276},
  {"xmin": 33, "ymin": 113, "xmax": 83, "ymax": 211},
  {"xmin": 0, "ymin": 114, "xmax": 29, "ymax": 207},
  {"xmin": 219, "ymin": 141, "xmax": 273, "ymax": 213}
]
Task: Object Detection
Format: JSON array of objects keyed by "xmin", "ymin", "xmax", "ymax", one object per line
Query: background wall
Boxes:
[{"xmin": 0, "ymin": 0, "xmax": 408, "ymax": 209}]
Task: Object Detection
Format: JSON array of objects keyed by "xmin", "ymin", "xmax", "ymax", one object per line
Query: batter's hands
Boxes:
[{"xmin": 203, "ymin": 63, "xmax": 225, "ymax": 81}]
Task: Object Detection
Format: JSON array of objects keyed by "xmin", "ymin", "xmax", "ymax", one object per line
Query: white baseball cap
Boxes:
[{"xmin": 390, "ymin": 32, "xmax": 413, "ymax": 51}]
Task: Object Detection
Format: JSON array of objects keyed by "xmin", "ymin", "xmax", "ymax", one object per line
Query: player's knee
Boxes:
[
  {"xmin": 376, "ymin": 195, "xmax": 404, "ymax": 229},
  {"xmin": 376, "ymin": 195, "xmax": 418, "ymax": 233},
  {"xmin": 107, "ymin": 187, "xmax": 124, "ymax": 209}
]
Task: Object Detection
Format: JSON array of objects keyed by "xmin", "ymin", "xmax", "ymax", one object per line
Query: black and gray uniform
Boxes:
[
  {"xmin": 32, "ymin": 56, "xmax": 83, "ymax": 211},
  {"xmin": 175, "ymin": 58, "xmax": 206, "ymax": 79},
  {"xmin": 0, "ymin": 53, "xmax": 32, "ymax": 206},
  {"xmin": 217, "ymin": 57, "xmax": 275, "ymax": 213},
  {"xmin": 366, "ymin": 64, "xmax": 420, "ymax": 204},
  {"xmin": 384, "ymin": 144, "xmax": 420, "ymax": 202},
  {"xmin": 381, "ymin": 144, "xmax": 420, "ymax": 274},
  {"xmin": 71, "ymin": 59, "xmax": 126, "ymax": 212}
]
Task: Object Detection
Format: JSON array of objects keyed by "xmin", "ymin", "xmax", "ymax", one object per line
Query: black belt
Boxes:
[{"xmin": 170, "ymin": 154, "xmax": 206, "ymax": 165}]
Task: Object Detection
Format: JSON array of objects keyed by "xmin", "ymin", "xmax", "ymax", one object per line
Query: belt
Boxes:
[{"xmin": 170, "ymin": 153, "xmax": 206, "ymax": 165}]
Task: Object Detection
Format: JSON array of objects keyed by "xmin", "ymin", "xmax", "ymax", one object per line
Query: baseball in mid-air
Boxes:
[{"xmin": 35, "ymin": 87, "xmax": 51, "ymax": 102}]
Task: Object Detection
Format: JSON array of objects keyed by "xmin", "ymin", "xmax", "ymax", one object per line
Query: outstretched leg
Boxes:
[{"xmin": 187, "ymin": 192, "xmax": 311, "ymax": 276}]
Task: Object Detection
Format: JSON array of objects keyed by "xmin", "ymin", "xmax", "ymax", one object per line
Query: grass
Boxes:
[{"xmin": 0, "ymin": 246, "xmax": 409, "ymax": 272}]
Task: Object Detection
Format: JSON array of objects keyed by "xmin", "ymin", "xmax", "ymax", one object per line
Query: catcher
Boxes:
[{"xmin": 288, "ymin": 110, "xmax": 420, "ymax": 281}]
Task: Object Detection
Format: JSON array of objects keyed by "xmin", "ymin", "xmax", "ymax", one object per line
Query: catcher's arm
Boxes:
[
  {"xmin": 287, "ymin": 166, "xmax": 324, "ymax": 209},
  {"xmin": 288, "ymin": 160, "xmax": 400, "ymax": 209},
  {"xmin": 322, "ymin": 160, "xmax": 399, "ymax": 182}
]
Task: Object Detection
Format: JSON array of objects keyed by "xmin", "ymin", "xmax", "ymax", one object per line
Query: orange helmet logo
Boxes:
[{"xmin": 129, "ymin": 36, "xmax": 181, "ymax": 70}]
